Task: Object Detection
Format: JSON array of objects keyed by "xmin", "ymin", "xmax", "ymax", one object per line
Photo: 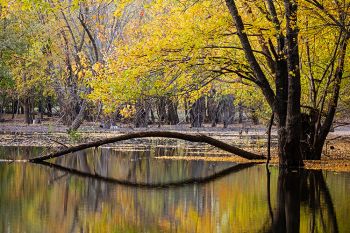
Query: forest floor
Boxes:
[{"xmin": 1, "ymin": 114, "xmax": 350, "ymax": 172}]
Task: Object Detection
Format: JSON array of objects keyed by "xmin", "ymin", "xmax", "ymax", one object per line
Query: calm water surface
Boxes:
[{"xmin": 0, "ymin": 140, "xmax": 349, "ymax": 233}]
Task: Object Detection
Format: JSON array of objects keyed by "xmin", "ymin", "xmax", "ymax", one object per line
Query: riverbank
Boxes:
[{"xmin": 1, "ymin": 120, "xmax": 350, "ymax": 172}]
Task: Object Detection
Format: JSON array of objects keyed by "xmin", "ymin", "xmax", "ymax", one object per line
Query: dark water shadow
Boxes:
[{"xmin": 262, "ymin": 168, "xmax": 339, "ymax": 233}]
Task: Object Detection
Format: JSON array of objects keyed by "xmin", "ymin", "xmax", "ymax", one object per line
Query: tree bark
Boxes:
[
  {"xmin": 238, "ymin": 102, "xmax": 244, "ymax": 123},
  {"xmin": 190, "ymin": 97, "xmax": 206, "ymax": 127},
  {"xmin": 38, "ymin": 98, "xmax": 44, "ymax": 119},
  {"xmin": 207, "ymin": 93, "xmax": 217, "ymax": 126},
  {"xmin": 23, "ymin": 97, "xmax": 32, "ymax": 124},
  {"xmin": 226, "ymin": 0, "xmax": 304, "ymax": 167},
  {"xmin": 156, "ymin": 97, "xmax": 167, "ymax": 126},
  {"xmin": 134, "ymin": 99, "xmax": 149, "ymax": 128},
  {"xmin": 184, "ymin": 99, "xmax": 190, "ymax": 123},
  {"xmin": 283, "ymin": 0, "xmax": 303, "ymax": 167},
  {"xmin": 312, "ymin": 37, "xmax": 348, "ymax": 160},
  {"xmin": 68, "ymin": 100, "xmax": 87, "ymax": 132},
  {"xmin": 221, "ymin": 95, "xmax": 235, "ymax": 128},
  {"xmin": 225, "ymin": 0, "xmax": 275, "ymax": 109},
  {"xmin": 166, "ymin": 98, "xmax": 179, "ymax": 125}
]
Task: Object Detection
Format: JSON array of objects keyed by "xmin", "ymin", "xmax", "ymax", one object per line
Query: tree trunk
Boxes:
[
  {"xmin": 207, "ymin": 95, "xmax": 217, "ymax": 126},
  {"xmin": 225, "ymin": 0, "xmax": 304, "ymax": 168},
  {"xmin": 211, "ymin": 101, "xmax": 221, "ymax": 127},
  {"xmin": 166, "ymin": 98, "xmax": 179, "ymax": 125},
  {"xmin": 150, "ymin": 107, "xmax": 155, "ymax": 124},
  {"xmin": 184, "ymin": 99, "xmax": 190, "ymax": 123},
  {"xmin": 11, "ymin": 100, "xmax": 18, "ymax": 119},
  {"xmin": 23, "ymin": 97, "xmax": 32, "ymax": 124},
  {"xmin": 225, "ymin": 0, "xmax": 349, "ymax": 167},
  {"xmin": 274, "ymin": 58, "xmax": 289, "ymax": 162},
  {"xmin": 134, "ymin": 99, "xmax": 149, "ymax": 128},
  {"xmin": 68, "ymin": 100, "xmax": 87, "ymax": 132},
  {"xmin": 280, "ymin": 0, "xmax": 303, "ymax": 167},
  {"xmin": 250, "ymin": 108, "xmax": 259, "ymax": 125},
  {"xmin": 311, "ymin": 37, "xmax": 348, "ymax": 160},
  {"xmin": 222, "ymin": 95, "xmax": 235, "ymax": 128},
  {"xmin": 29, "ymin": 131, "xmax": 265, "ymax": 162},
  {"xmin": 190, "ymin": 97, "xmax": 205, "ymax": 127},
  {"xmin": 59, "ymin": 95, "xmax": 79, "ymax": 126},
  {"xmin": 0, "ymin": 96, "xmax": 3, "ymax": 122},
  {"xmin": 237, "ymin": 102, "xmax": 243, "ymax": 123},
  {"xmin": 156, "ymin": 97, "xmax": 167, "ymax": 126},
  {"xmin": 38, "ymin": 99, "xmax": 44, "ymax": 119},
  {"xmin": 46, "ymin": 96, "xmax": 53, "ymax": 117}
]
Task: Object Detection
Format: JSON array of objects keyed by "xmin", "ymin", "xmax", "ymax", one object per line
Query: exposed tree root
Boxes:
[{"xmin": 29, "ymin": 131, "xmax": 265, "ymax": 162}]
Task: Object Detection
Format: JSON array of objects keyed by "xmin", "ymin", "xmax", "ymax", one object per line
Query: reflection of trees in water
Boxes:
[
  {"xmin": 0, "ymin": 146, "xmax": 345, "ymax": 233},
  {"xmin": 56, "ymin": 150, "xmax": 113, "ymax": 214},
  {"xmin": 32, "ymin": 162, "xmax": 268, "ymax": 232},
  {"xmin": 301, "ymin": 170, "xmax": 339, "ymax": 233},
  {"xmin": 0, "ymin": 146, "xmax": 44, "ymax": 160},
  {"xmin": 263, "ymin": 169, "xmax": 339, "ymax": 233},
  {"xmin": 44, "ymin": 147, "xmax": 241, "ymax": 231},
  {"xmin": 60, "ymin": 147, "xmax": 231, "ymax": 184}
]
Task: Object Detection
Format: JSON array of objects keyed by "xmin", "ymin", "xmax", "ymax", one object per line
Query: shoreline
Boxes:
[{"xmin": 1, "ymin": 122, "xmax": 350, "ymax": 172}]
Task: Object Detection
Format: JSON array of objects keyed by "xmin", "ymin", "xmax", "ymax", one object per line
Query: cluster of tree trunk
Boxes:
[
  {"xmin": 209, "ymin": 94, "xmax": 235, "ymax": 128},
  {"xmin": 189, "ymin": 97, "xmax": 206, "ymax": 127},
  {"xmin": 133, "ymin": 97, "xmax": 181, "ymax": 128},
  {"xmin": 188, "ymin": 94, "xmax": 253, "ymax": 128},
  {"xmin": 95, "ymin": 93, "xmax": 253, "ymax": 129},
  {"xmin": 0, "ymin": 95, "xmax": 53, "ymax": 124},
  {"xmin": 1, "ymin": 91, "xmax": 256, "ymax": 130},
  {"xmin": 225, "ymin": 0, "xmax": 348, "ymax": 166},
  {"xmin": 156, "ymin": 97, "xmax": 179, "ymax": 126},
  {"xmin": 134, "ymin": 99, "xmax": 150, "ymax": 128}
]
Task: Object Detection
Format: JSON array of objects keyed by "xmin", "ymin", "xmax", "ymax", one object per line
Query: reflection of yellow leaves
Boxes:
[{"xmin": 158, "ymin": 218, "xmax": 171, "ymax": 231}]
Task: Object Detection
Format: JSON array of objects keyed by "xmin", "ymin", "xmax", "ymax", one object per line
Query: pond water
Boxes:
[{"xmin": 0, "ymin": 140, "xmax": 349, "ymax": 233}]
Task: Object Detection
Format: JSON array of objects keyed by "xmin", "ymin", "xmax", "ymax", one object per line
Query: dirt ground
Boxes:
[{"xmin": 1, "ymin": 115, "xmax": 350, "ymax": 172}]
